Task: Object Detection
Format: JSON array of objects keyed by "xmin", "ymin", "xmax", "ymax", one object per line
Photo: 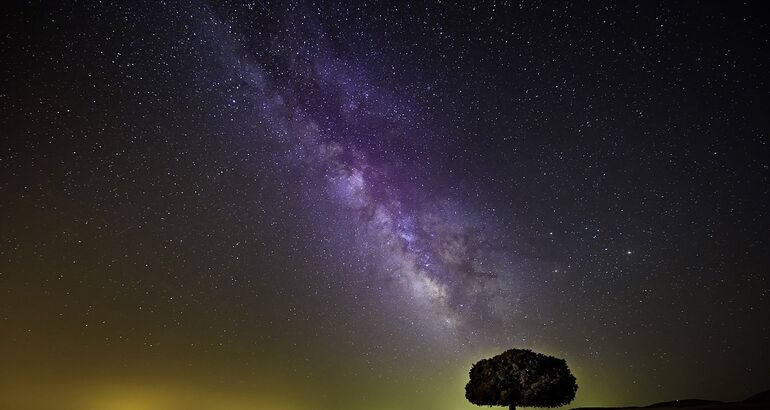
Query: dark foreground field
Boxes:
[{"xmin": 575, "ymin": 389, "xmax": 770, "ymax": 410}]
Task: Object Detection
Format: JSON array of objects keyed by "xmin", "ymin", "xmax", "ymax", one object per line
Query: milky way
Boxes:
[{"xmin": 210, "ymin": 7, "xmax": 527, "ymax": 342}]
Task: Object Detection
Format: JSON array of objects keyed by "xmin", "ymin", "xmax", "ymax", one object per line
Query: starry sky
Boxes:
[{"xmin": 1, "ymin": 1, "xmax": 769, "ymax": 409}]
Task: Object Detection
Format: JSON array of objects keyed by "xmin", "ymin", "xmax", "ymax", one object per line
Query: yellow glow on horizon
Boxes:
[{"xmin": 1, "ymin": 379, "xmax": 307, "ymax": 410}]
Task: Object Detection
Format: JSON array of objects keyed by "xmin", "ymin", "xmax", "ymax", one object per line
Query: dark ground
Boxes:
[{"xmin": 575, "ymin": 389, "xmax": 770, "ymax": 410}]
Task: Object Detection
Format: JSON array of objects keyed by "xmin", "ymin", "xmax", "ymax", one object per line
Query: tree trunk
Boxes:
[{"xmin": 509, "ymin": 406, "xmax": 516, "ymax": 410}]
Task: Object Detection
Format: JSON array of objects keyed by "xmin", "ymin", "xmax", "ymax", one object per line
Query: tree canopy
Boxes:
[{"xmin": 465, "ymin": 348, "xmax": 578, "ymax": 410}]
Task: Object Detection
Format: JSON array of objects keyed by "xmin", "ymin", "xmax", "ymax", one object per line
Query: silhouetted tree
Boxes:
[{"xmin": 465, "ymin": 348, "xmax": 577, "ymax": 410}]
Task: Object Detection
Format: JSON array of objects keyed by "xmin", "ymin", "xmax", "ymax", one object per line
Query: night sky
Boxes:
[{"xmin": 2, "ymin": 1, "xmax": 769, "ymax": 409}]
